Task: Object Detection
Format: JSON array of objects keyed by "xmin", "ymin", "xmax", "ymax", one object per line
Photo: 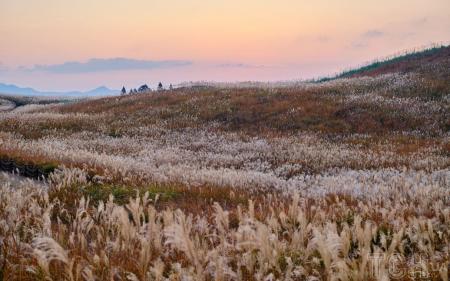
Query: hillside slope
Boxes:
[
  {"xmin": 0, "ymin": 98, "xmax": 16, "ymax": 111},
  {"xmin": 320, "ymin": 45, "xmax": 450, "ymax": 81},
  {"xmin": 54, "ymin": 54, "xmax": 449, "ymax": 136}
]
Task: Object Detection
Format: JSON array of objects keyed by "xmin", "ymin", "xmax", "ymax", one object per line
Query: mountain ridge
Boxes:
[{"xmin": 0, "ymin": 82, "xmax": 119, "ymax": 97}]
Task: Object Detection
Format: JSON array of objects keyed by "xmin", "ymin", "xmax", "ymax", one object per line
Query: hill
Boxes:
[
  {"xmin": 319, "ymin": 44, "xmax": 450, "ymax": 81},
  {"xmin": 57, "ymin": 53, "xmax": 449, "ymax": 136},
  {"xmin": 0, "ymin": 46, "xmax": 449, "ymax": 280}
]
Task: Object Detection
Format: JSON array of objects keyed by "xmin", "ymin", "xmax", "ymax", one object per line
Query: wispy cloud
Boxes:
[
  {"xmin": 316, "ymin": 35, "xmax": 331, "ymax": 43},
  {"xmin": 412, "ymin": 17, "xmax": 428, "ymax": 26},
  {"xmin": 351, "ymin": 42, "xmax": 369, "ymax": 49},
  {"xmin": 362, "ymin": 30, "xmax": 384, "ymax": 38},
  {"xmin": 28, "ymin": 58, "xmax": 192, "ymax": 73},
  {"xmin": 216, "ymin": 63, "xmax": 266, "ymax": 68},
  {"xmin": 351, "ymin": 29, "xmax": 385, "ymax": 48}
]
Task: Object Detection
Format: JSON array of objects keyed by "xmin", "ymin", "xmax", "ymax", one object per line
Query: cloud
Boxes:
[
  {"xmin": 362, "ymin": 30, "xmax": 384, "ymax": 38},
  {"xmin": 351, "ymin": 29, "xmax": 385, "ymax": 48},
  {"xmin": 216, "ymin": 63, "xmax": 266, "ymax": 68},
  {"xmin": 29, "ymin": 58, "xmax": 192, "ymax": 73},
  {"xmin": 412, "ymin": 17, "xmax": 428, "ymax": 26},
  {"xmin": 351, "ymin": 42, "xmax": 369, "ymax": 49},
  {"xmin": 316, "ymin": 35, "xmax": 331, "ymax": 43}
]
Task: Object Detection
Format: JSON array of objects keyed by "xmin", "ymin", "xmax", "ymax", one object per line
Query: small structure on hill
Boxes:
[{"xmin": 138, "ymin": 84, "xmax": 149, "ymax": 93}]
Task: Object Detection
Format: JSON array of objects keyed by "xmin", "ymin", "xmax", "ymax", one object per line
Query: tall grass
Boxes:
[
  {"xmin": 0, "ymin": 169, "xmax": 448, "ymax": 280},
  {"xmin": 0, "ymin": 54, "xmax": 449, "ymax": 280}
]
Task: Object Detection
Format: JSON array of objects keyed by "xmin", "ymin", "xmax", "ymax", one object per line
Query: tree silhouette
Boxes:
[
  {"xmin": 121, "ymin": 86, "xmax": 126, "ymax": 95},
  {"xmin": 138, "ymin": 84, "xmax": 149, "ymax": 92},
  {"xmin": 157, "ymin": 82, "xmax": 163, "ymax": 91}
]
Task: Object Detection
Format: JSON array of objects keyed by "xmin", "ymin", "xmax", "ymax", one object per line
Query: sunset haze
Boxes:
[{"xmin": 1, "ymin": 0, "xmax": 449, "ymax": 91}]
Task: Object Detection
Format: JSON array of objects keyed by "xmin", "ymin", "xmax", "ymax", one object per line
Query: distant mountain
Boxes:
[
  {"xmin": 84, "ymin": 86, "xmax": 118, "ymax": 96},
  {"xmin": 0, "ymin": 83, "xmax": 119, "ymax": 97},
  {"xmin": 0, "ymin": 83, "xmax": 40, "ymax": 96}
]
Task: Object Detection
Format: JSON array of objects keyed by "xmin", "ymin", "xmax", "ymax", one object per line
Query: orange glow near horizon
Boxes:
[{"xmin": 0, "ymin": 0, "xmax": 449, "ymax": 90}]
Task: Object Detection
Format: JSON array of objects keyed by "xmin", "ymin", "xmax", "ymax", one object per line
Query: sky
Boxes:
[{"xmin": 1, "ymin": 0, "xmax": 449, "ymax": 91}]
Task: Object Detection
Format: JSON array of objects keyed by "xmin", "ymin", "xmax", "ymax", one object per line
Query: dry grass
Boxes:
[
  {"xmin": 0, "ymin": 56, "xmax": 449, "ymax": 280},
  {"xmin": 0, "ymin": 169, "xmax": 448, "ymax": 281},
  {"xmin": 54, "ymin": 76, "xmax": 449, "ymax": 136}
]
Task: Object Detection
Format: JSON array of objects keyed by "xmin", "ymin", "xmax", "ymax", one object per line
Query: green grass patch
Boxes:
[
  {"xmin": 316, "ymin": 45, "xmax": 448, "ymax": 82},
  {"xmin": 84, "ymin": 183, "xmax": 182, "ymax": 205}
]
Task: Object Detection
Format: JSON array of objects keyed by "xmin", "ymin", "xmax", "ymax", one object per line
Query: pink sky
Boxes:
[{"xmin": 1, "ymin": 0, "xmax": 449, "ymax": 91}]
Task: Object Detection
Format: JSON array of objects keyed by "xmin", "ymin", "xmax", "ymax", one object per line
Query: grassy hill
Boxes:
[
  {"xmin": 1, "ymin": 45, "xmax": 448, "ymax": 143},
  {"xmin": 54, "ymin": 56, "xmax": 449, "ymax": 137},
  {"xmin": 319, "ymin": 44, "xmax": 450, "ymax": 81},
  {"xmin": 0, "ymin": 46, "xmax": 449, "ymax": 280}
]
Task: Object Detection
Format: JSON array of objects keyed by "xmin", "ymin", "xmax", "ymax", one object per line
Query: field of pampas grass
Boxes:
[
  {"xmin": 0, "ymin": 168, "xmax": 448, "ymax": 280},
  {"xmin": 0, "ymin": 54, "xmax": 449, "ymax": 280}
]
